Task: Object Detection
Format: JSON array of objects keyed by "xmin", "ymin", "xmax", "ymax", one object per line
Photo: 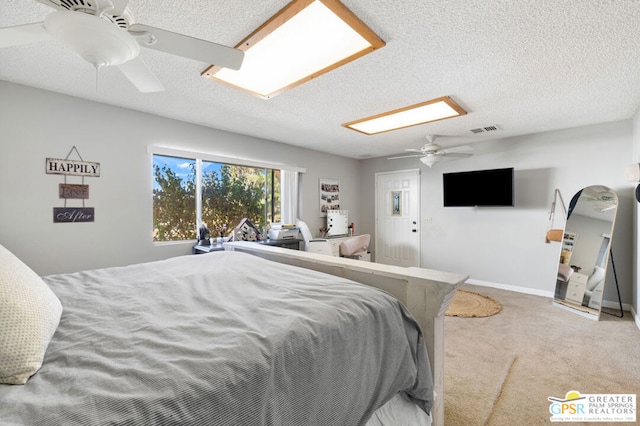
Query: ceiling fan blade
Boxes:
[
  {"xmin": 0, "ymin": 22, "xmax": 49, "ymax": 48},
  {"xmin": 441, "ymin": 145, "xmax": 473, "ymax": 153},
  {"xmin": 128, "ymin": 23, "xmax": 244, "ymax": 70},
  {"xmin": 387, "ymin": 154, "xmax": 423, "ymax": 160},
  {"xmin": 404, "ymin": 148, "xmax": 424, "ymax": 153},
  {"xmin": 441, "ymin": 152, "xmax": 473, "ymax": 158},
  {"xmin": 35, "ymin": 0, "xmax": 61, "ymax": 9},
  {"xmin": 118, "ymin": 57, "xmax": 165, "ymax": 93}
]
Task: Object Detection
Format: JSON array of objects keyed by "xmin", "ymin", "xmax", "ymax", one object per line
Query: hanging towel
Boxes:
[{"xmin": 545, "ymin": 229, "xmax": 563, "ymax": 243}]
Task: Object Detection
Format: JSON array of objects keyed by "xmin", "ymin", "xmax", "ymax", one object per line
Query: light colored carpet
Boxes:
[{"xmin": 444, "ymin": 284, "xmax": 640, "ymax": 426}]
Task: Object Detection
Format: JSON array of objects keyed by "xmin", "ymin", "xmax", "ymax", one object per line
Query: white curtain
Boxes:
[{"xmin": 281, "ymin": 170, "xmax": 300, "ymax": 224}]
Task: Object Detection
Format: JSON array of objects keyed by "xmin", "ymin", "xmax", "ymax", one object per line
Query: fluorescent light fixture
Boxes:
[
  {"xmin": 343, "ymin": 97, "xmax": 467, "ymax": 135},
  {"xmin": 202, "ymin": 0, "xmax": 384, "ymax": 99}
]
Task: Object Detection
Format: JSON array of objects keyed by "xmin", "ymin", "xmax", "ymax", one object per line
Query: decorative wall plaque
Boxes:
[
  {"xmin": 48, "ymin": 146, "xmax": 98, "ymax": 223},
  {"xmin": 59, "ymin": 184, "xmax": 89, "ymax": 199},
  {"xmin": 46, "ymin": 158, "xmax": 100, "ymax": 177},
  {"xmin": 53, "ymin": 208, "xmax": 95, "ymax": 223}
]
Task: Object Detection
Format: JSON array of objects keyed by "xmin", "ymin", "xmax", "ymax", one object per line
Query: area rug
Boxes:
[{"xmin": 445, "ymin": 290, "xmax": 502, "ymax": 318}]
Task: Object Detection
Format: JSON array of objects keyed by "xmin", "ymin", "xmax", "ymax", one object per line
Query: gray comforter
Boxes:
[{"xmin": 0, "ymin": 251, "xmax": 432, "ymax": 425}]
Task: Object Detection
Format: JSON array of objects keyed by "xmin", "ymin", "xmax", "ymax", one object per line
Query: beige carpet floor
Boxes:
[{"xmin": 444, "ymin": 284, "xmax": 640, "ymax": 426}]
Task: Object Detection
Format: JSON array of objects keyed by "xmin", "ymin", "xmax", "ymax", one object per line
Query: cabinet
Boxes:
[{"xmin": 565, "ymin": 272, "xmax": 588, "ymax": 305}]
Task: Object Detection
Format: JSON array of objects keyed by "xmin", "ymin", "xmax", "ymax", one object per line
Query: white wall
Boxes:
[
  {"xmin": 360, "ymin": 121, "xmax": 635, "ymax": 306},
  {"xmin": 2, "ymin": 82, "xmax": 635, "ymax": 312},
  {"xmin": 0, "ymin": 82, "xmax": 361, "ymax": 275},
  {"xmin": 632, "ymin": 109, "xmax": 640, "ymax": 319}
]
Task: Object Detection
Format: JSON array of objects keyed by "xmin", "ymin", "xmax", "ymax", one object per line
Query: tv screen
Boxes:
[{"xmin": 443, "ymin": 167, "xmax": 514, "ymax": 207}]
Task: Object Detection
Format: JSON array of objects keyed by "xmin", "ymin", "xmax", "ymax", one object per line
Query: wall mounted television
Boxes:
[{"xmin": 443, "ymin": 167, "xmax": 515, "ymax": 207}]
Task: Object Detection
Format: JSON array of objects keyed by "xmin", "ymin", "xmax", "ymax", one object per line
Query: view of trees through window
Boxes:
[{"xmin": 153, "ymin": 154, "xmax": 281, "ymax": 242}]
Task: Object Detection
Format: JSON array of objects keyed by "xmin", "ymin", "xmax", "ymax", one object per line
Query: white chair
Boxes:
[
  {"xmin": 296, "ymin": 219, "xmax": 333, "ymax": 256},
  {"xmin": 339, "ymin": 234, "xmax": 370, "ymax": 260}
]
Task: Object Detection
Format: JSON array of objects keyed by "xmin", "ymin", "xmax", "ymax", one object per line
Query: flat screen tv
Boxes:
[{"xmin": 443, "ymin": 167, "xmax": 514, "ymax": 207}]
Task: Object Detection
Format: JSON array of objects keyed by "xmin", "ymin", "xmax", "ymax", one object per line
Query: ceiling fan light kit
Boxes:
[
  {"xmin": 0, "ymin": 0, "xmax": 245, "ymax": 93},
  {"xmin": 420, "ymin": 155, "xmax": 442, "ymax": 168},
  {"xmin": 44, "ymin": 11, "xmax": 139, "ymax": 68}
]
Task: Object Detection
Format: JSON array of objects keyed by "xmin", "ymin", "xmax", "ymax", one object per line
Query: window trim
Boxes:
[{"xmin": 149, "ymin": 146, "xmax": 306, "ymax": 173}]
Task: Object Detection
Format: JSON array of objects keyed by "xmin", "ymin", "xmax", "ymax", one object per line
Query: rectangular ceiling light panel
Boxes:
[
  {"xmin": 343, "ymin": 97, "xmax": 467, "ymax": 135},
  {"xmin": 202, "ymin": 0, "xmax": 385, "ymax": 99}
]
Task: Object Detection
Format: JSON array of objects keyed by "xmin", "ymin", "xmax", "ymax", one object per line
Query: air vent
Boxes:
[{"xmin": 469, "ymin": 125, "xmax": 500, "ymax": 134}]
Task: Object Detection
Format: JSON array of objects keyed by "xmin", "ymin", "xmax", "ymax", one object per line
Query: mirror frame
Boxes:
[{"xmin": 552, "ymin": 185, "xmax": 618, "ymax": 320}]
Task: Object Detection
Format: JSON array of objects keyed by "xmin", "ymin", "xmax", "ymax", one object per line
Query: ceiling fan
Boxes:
[
  {"xmin": 0, "ymin": 0, "xmax": 244, "ymax": 92},
  {"xmin": 388, "ymin": 135, "xmax": 473, "ymax": 167}
]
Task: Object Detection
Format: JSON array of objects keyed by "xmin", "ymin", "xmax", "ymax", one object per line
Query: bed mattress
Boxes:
[{"xmin": 0, "ymin": 251, "xmax": 432, "ymax": 425}]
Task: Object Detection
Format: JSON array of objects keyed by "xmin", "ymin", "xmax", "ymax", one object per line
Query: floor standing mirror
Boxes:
[{"xmin": 553, "ymin": 185, "xmax": 618, "ymax": 320}]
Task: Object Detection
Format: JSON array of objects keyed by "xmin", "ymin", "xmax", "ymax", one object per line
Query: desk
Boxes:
[
  {"xmin": 193, "ymin": 243, "xmax": 224, "ymax": 254},
  {"xmin": 258, "ymin": 238, "xmax": 302, "ymax": 250},
  {"xmin": 193, "ymin": 238, "xmax": 301, "ymax": 254}
]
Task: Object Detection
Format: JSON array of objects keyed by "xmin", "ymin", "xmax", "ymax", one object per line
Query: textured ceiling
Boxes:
[{"xmin": 1, "ymin": 0, "xmax": 640, "ymax": 159}]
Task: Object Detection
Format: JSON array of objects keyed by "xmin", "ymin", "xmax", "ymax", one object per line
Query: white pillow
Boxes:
[{"xmin": 0, "ymin": 244, "xmax": 62, "ymax": 385}]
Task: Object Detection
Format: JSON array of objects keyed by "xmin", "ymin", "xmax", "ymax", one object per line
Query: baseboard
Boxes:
[
  {"xmin": 465, "ymin": 278, "xmax": 638, "ymax": 330},
  {"xmin": 465, "ymin": 278, "xmax": 554, "ymax": 298},
  {"xmin": 631, "ymin": 306, "xmax": 640, "ymax": 331}
]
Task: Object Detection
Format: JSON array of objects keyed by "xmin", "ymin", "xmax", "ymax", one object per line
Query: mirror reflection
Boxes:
[{"xmin": 553, "ymin": 185, "xmax": 618, "ymax": 319}]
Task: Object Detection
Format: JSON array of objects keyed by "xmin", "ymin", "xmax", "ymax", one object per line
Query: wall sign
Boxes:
[
  {"xmin": 46, "ymin": 158, "xmax": 100, "ymax": 177},
  {"xmin": 59, "ymin": 184, "xmax": 89, "ymax": 199},
  {"xmin": 53, "ymin": 208, "xmax": 94, "ymax": 223},
  {"xmin": 47, "ymin": 146, "xmax": 98, "ymax": 223}
]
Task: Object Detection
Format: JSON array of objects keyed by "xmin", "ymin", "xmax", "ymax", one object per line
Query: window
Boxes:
[
  {"xmin": 153, "ymin": 155, "xmax": 196, "ymax": 242},
  {"xmin": 199, "ymin": 160, "xmax": 280, "ymax": 240},
  {"xmin": 152, "ymin": 149, "xmax": 301, "ymax": 243}
]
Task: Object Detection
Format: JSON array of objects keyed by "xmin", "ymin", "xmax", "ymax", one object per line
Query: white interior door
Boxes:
[{"xmin": 375, "ymin": 169, "xmax": 420, "ymax": 267}]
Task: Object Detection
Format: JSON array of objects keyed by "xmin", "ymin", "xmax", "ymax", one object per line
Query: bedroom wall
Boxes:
[
  {"xmin": 632, "ymin": 109, "xmax": 640, "ymax": 321},
  {"xmin": 360, "ymin": 120, "xmax": 635, "ymax": 308},
  {"xmin": 0, "ymin": 82, "xmax": 361, "ymax": 275}
]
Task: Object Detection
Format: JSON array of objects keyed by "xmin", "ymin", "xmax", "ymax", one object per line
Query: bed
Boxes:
[{"xmin": 0, "ymin": 241, "xmax": 467, "ymax": 425}]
